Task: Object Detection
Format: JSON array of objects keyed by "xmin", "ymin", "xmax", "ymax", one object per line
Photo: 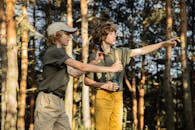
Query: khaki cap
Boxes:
[{"xmin": 47, "ymin": 22, "xmax": 77, "ymax": 36}]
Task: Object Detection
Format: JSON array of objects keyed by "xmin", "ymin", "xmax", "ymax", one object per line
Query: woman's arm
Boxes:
[
  {"xmin": 67, "ymin": 66, "xmax": 84, "ymax": 77},
  {"xmin": 130, "ymin": 37, "xmax": 179, "ymax": 57},
  {"xmin": 67, "ymin": 52, "xmax": 106, "ymax": 77}
]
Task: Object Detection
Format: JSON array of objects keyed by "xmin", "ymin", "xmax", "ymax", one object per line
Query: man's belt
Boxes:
[{"xmin": 41, "ymin": 90, "xmax": 65, "ymax": 99}]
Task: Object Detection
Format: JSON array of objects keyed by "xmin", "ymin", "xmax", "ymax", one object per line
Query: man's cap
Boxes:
[{"xmin": 47, "ymin": 22, "xmax": 77, "ymax": 36}]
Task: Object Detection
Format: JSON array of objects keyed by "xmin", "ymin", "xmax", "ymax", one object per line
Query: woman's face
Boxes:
[
  {"xmin": 104, "ymin": 31, "xmax": 117, "ymax": 45},
  {"xmin": 57, "ymin": 32, "xmax": 72, "ymax": 46}
]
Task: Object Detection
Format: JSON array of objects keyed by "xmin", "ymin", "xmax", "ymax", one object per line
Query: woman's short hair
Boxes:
[{"xmin": 46, "ymin": 31, "xmax": 64, "ymax": 46}]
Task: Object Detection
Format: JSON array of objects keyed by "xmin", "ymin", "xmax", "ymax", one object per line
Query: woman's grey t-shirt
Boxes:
[{"xmin": 38, "ymin": 46, "xmax": 70, "ymax": 94}]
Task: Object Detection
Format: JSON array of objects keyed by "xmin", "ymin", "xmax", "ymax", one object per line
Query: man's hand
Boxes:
[
  {"xmin": 100, "ymin": 81, "xmax": 119, "ymax": 91},
  {"xmin": 164, "ymin": 37, "xmax": 180, "ymax": 47}
]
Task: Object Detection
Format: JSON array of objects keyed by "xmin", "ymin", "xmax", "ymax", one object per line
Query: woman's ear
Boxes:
[{"xmin": 102, "ymin": 35, "xmax": 106, "ymax": 42}]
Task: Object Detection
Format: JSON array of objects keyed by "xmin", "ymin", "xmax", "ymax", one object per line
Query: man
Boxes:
[{"xmin": 84, "ymin": 21, "xmax": 178, "ymax": 130}]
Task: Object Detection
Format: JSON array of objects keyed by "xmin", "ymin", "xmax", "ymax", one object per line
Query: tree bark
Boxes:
[
  {"xmin": 81, "ymin": 0, "xmax": 91, "ymax": 129},
  {"xmin": 0, "ymin": 1, "xmax": 7, "ymax": 130},
  {"xmin": 5, "ymin": 0, "xmax": 18, "ymax": 130},
  {"xmin": 65, "ymin": 0, "xmax": 74, "ymax": 127},
  {"xmin": 128, "ymin": 3, "xmax": 138, "ymax": 127},
  {"xmin": 72, "ymin": 78, "xmax": 78, "ymax": 130},
  {"xmin": 132, "ymin": 78, "xmax": 138, "ymax": 129},
  {"xmin": 18, "ymin": 6, "xmax": 29, "ymax": 130},
  {"xmin": 180, "ymin": 1, "xmax": 194, "ymax": 129},
  {"xmin": 164, "ymin": 1, "xmax": 175, "ymax": 130},
  {"xmin": 125, "ymin": 75, "xmax": 138, "ymax": 129},
  {"xmin": 138, "ymin": 1, "xmax": 147, "ymax": 128},
  {"xmin": 138, "ymin": 56, "xmax": 145, "ymax": 130},
  {"xmin": 29, "ymin": 3, "xmax": 36, "ymax": 130}
]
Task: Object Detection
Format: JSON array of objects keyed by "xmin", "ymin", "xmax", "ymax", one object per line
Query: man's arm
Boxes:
[
  {"xmin": 84, "ymin": 77, "xmax": 119, "ymax": 91},
  {"xmin": 130, "ymin": 37, "xmax": 179, "ymax": 57},
  {"xmin": 84, "ymin": 52, "xmax": 119, "ymax": 91}
]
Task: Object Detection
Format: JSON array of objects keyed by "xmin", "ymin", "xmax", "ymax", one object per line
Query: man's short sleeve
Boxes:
[
  {"xmin": 119, "ymin": 47, "xmax": 131, "ymax": 66},
  {"xmin": 43, "ymin": 47, "xmax": 70, "ymax": 68}
]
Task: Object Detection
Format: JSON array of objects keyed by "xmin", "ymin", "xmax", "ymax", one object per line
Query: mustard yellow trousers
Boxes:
[{"xmin": 95, "ymin": 90, "xmax": 123, "ymax": 130}]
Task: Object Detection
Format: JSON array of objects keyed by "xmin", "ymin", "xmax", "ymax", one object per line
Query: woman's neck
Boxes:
[{"xmin": 101, "ymin": 42, "xmax": 111, "ymax": 54}]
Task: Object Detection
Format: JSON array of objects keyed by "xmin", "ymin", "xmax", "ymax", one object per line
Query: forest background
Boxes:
[{"xmin": 0, "ymin": 0, "xmax": 195, "ymax": 130}]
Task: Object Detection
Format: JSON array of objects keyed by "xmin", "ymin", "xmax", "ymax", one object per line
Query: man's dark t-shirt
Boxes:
[{"xmin": 38, "ymin": 46, "xmax": 70, "ymax": 96}]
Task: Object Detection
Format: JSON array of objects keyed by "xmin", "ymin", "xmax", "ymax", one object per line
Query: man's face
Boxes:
[{"xmin": 104, "ymin": 31, "xmax": 116, "ymax": 45}]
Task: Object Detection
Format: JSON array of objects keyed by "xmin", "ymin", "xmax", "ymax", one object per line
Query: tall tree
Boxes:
[
  {"xmin": 45, "ymin": 1, "xmax": 51, "ymax": 27},
  {"xmin": 5, "ymin": 0, "xmax": 18, "ymax": 129},
  {"xmin": 127, "ymin": 1, "xmax": 138, "ymax": 128},
  {"xmin": 65, "ymin": 0, "xmax": 74, "ymax": 127},
  {"xmin": 81, "ymin": 0, "xmax": 91, "ymax": 129},
  {"xmin": 125, "ymin": 58, "xmax": 138, "ymax": 129},
  {"xmin": 72, "ymin": 77, "xmax": 78, "ymax": 130},
  {"xmin": 90, "ymin": 1, "xmax": 97, "ymax": 129},
  {"xmin": 164, "ymin": 0, "xmax": 175, "ymax": 130},
  {"xmin": 180, "ymin": 0, "xmax": 194, "ymax": 129},
  {"xmin": 29, "ymin": 3, "xmax": 37, "ymax": 130},
  {"xmin": 72, "ymin": 28, "xmax": 80, "ymax": 130},
  {"xmin": 138, "ymin": 1, "xmax": 148, "ymax": 129},
  {"xmin": 18, "ymin": 6, "xmax": 29, "ymax": 130},
  {"xmin": 138, "ymin": 56, "xmax": 145, "ymax": 130},
  {"xmin": 0, "ymin": 1, "xmax": 7, "ymax": 130}
]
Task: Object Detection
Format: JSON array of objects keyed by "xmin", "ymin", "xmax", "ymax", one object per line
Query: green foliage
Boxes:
[{"xmin": 143, "ymin": 8, "xmax": 166, "ymax": 28}]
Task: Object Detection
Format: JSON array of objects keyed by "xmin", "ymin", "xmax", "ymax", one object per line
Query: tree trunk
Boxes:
[
  {"xmin": 65, "ymin": 0, "xmax": 73, "ymax": 127},
  {"xmin": 81, "ymin": 0, "xmax": 91, "ymax": 129},
  {"xmin": 138, "ymin": 1, "xmax": 147, "ymax": 127},
  {"xmin": 91, "ymin": 1, "xmax": 97, "ymax": 129},
  {"xmin": 128, "ymin": 4, "xmax": 138, "ymax": 128},
  {"xmin": 5, "ymin": 0, "xmax": 18, "ymax": 130},
  {"xmin": 29, "ymin": 4, "xmax": 36, "ymax": 130},
  {"xmin": 156, "ymin": 97, "xmax": 161, "ymax": 130},
  {"xmin": 132, "ymin": 78, "xmax": 138, "ymax": 129},
  {"xmin": 180, "ymin": 1, "xmax": 194, "ymax": 129},
  {"xmin": 138, "ymin": 56, "xmax": 145, "ymax": 130},
  {"xmin": 90, "ymin": 88, "xmax": 95, "ymax": 130},
  {"xmin": 128, "ymin": 0, "xmax": 134, "ymax": 48},
  {"xmin": 0, "ymin": 1, "xmax": 7, "ymax": 130},
  {"xmin": 72, "ymin": 30, "xmax": 80, "ymax": 130},
  {"xmin": 18, "ymin": 6, "xmax": 29, "ymax": 130},
  {"xmin": 164, "ymin": 1, "xmax": 175, "ymax": 130},
  {"xmin": 45, "ymin": 1, "xmax": 51, "ymax": 26},
  {"xmin": 72, "ymin": 77, "xmax": 78, "ymax": 130},
  {"xmin": 190, "ymin": 0, "xmax": 195, "ymax": 124},
  {"xmin": 125, "ymin": 75, "xmax": 138, "ymax": 129}
]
